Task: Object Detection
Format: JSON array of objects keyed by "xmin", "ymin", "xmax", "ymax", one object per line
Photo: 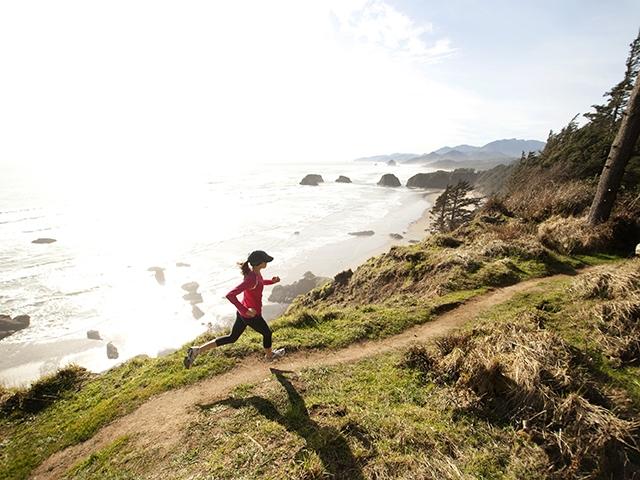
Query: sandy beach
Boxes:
[{"xmin": 276, "ymin": 189, "xmax": 442, "ymax": 283}]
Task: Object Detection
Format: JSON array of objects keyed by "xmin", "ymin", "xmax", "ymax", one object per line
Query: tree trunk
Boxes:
[{"xmin": 588, "ymin": 70, "xmax": 640, "ymax": 225}]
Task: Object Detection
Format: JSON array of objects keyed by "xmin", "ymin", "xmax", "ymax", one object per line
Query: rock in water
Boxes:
[
  {"xmin": 192, "ymin": 305, "xmax": 205, "ymax": 319},
  {"xmin": 107, "ymin": 342, "xmax": 119, "ymax": 359},
  {"xmin": 147, "ymin": 267, "xmax": 166, "ymax": 285},
  {"xmin": 387, "ymin": 159, "xmax": 396, "ymax": 166},
  {"xmin": 32, "ymin": 238, "xmax": 56, "ymax": 244},
  {"xmin": 181, "ymin": 281, "xmax": 200, "ymax": 292},
  {"xmin": 300, "ymin": 174, "xmax": 324, "ymax": 186},
  {"xmin": 0, "ymin": 314, "xmax": 30, "ymax": 340},
  {"xmin": 377, "ymin": 174, "xmax": 401, "ymax": 187},
  {"xmin": 176, "ymin": 262, "xmax": 191, "ymax": 267},
  {"xmin": 87, "ymin": 330, "xmax": 102, "ymax": 340},
  {"xmin": 183, "ymin": 292, "xmax": 203, "ymax": 305},
  {"xmin": 335, "ymin": 175, "xmax": 352, "ymax": 183},
  {"xmin": 268, "ymin": 271, "xmax": 331, "ymax": 303},
  {"xmin": 389, "ymin": 233, "xmax": 404, "ymax": 240},
  {"xmin": 12, "ymin": 315, "xmax": 30, "ymax": 327},
  {"xmin": 348, "ymin": 230, "xmax": 375, "ymax": 236}
]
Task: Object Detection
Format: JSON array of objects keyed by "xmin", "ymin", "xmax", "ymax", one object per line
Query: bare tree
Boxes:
[{"xmin": 588, "ymin": 70, "xmax": 640, "ymax": 225}]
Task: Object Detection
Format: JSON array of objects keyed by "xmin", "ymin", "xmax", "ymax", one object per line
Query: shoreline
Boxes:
[
  {"xmin": 273, "ymin": 189, "xmax": 442, "ymax": 284},
  {"xmin": 261, "ymin": 188, "xmax": 442, "ymax": 320},
  {"xmin": 0, "ymin": 188, "xmax": 443, "ymax": 387}
]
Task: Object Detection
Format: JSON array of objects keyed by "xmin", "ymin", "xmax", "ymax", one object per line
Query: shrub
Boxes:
[
  {"xmin": 1, "ymin": 364, "xmax": 92, "ymax": 415},
  {"xmin": 537, "ymin": 215, "xmax": 614, "ymax": 255},
  {"xmin": 505, "ymin": 179, "xmax": 595, "ymax": 222}
]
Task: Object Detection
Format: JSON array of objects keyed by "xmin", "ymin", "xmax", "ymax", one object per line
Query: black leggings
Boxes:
[{"xmin": 215, "ymin": 312, "xmax": 273, "ymax": 349}]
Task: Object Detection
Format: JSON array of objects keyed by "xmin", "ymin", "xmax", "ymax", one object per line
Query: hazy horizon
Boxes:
[{"xmin": 1, "ymin": 1, "xmax": 639, "ymax": 172}]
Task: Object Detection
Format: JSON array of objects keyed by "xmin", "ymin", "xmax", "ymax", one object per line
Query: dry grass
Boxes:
[
  {"xmin": 570, "ymin": 259, "xmax": 640, "ymax": 300},
  {"xmin": 505, "ymin": 178, "xmax": 595, "ymax": 222},
  {"xmin": 401, "ymin": 320, "xmax": 640, "ymax": 478},
  {"xmin": 570, "ymin": 260, "xmax": 640, "ymax": 367},
  {"xmin": 537, "ymin": 215, "xmax": 615, "ymax": 255}
]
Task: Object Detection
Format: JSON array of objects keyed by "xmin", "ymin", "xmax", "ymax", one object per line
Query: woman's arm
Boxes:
[
  {"xmin": 225, "ymin": 275, "xmax": 255, "ymax": 316},
  {"xmin": 263, "ymin": 276, "xmax": 280, "ymax": 286}
]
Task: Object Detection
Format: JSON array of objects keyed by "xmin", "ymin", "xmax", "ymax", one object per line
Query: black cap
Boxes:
[{"xmin": 248, "ymin": 250, "xmax": 274, "ymax": 266}]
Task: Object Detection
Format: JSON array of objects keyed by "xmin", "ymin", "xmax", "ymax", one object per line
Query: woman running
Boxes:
[{"xmin": 183, "ymin": 250, "xmax": 285, "ymax": 368}]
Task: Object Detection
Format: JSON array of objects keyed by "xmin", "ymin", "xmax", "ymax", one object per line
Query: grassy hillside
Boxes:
[
  {"xmin": 0, "ymin": 205, "xmax": 630, "ymax": 480},
  {"xmin": 54, "ymin": 259, "xmax": 640, "ymax": 479}
]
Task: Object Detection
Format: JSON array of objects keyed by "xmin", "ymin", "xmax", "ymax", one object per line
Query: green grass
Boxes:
[
  {"xmin": 61, "ymin": 355, "xmax": 548, "ymax": 479},
  {"xmin": 0, "ymin": 247, "xmax": 626, "ymax": 479},
  {"xmin": 64, "ymin": 436, "xmax": 136, "ymax": 480},
  {"xmin": 0, "ymin": 287, "xmax": 484, "ymax": 480}
]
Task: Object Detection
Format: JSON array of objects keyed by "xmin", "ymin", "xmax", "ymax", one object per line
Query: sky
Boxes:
[{"xmin": 1, "ymin": 0, "xmax": 639, "ymax": 169}]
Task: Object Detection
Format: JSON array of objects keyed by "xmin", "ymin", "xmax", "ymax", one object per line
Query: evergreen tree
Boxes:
[
  {"xmin": 588, "ymin": 67, "xmax": 640, "ymax": 225},
  {"xmin": 585, "ymin": 29, "xmax": 640, "ymax": 130},
  {"xmin": 429, "ymin": 185, "xmax": 452, "ymax": 233},
  {"xmin": 507, "ymin": 31, "xmax": 640, "ymax": 197},
  {"xmin": 429, "ymin": 181, "xmax": 483, "ymax": 233},
  {"xmin": 447, "ymin": 181, "xmax": 483, "ymax": 230}
]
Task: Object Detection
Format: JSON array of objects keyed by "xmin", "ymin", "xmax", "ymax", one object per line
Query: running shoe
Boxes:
[
  {"xmin": 267, "ymin": 348, "xmax": 286, "ymax": 361},
  {"xmin": 183, "ymin": 347, "xmax": 198, "ymax": 369}
]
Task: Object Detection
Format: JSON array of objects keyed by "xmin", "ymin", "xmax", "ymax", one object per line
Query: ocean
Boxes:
[{"xmin": 0, "ymin": 160, "xmax": 437, "ymax": 386}]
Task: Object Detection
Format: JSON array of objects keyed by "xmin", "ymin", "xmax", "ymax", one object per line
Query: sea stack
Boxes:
[
  {"xmin": 377, "ymin": 174, "xmax": 401, "ymax": 187},
  {"xmin": 300, "ymin": 174, "xmax": 324, "ymax": 186}
]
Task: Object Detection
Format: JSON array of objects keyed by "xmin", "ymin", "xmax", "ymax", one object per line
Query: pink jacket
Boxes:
[{"xmin": 225, "ymin": 271, "xmax": 276, "ymax": 316}]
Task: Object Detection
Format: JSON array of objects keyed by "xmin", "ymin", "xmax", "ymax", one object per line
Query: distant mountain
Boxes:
[
  {"xmin": 354, "ymin": 153, "xmax": 418, "ymax": 163},
  {"xmin": 435, "ymin": 144, "xmax": 479, "ymax": 155},
  {"xmin": 480, "ymin": 139, "xmax": 546, "ymax": 157},
  {"xmin": 431, "ymin": 139, "xmax": 544, "ymax": 159},
  {"xmin": 354, "ymin": 139, "xmax": 545, "ymax": 170}
]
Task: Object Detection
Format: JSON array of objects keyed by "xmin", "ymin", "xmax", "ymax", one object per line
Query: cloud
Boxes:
[{"xmin": 329, "ymin": 0, "xmax": 456, "ymax": 64}]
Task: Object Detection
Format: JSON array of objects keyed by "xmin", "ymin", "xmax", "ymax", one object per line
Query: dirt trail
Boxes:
[{"xmin": 30, "ymin": 269, "xmax": 591, "ymax": 479}]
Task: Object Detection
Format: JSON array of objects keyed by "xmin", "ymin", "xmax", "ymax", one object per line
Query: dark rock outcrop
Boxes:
[
  {"xmin": 406, "ymin": 168, "xmax": 478, "ymax": 189},
  {"xmin": 0, "ymin": 314, "xmax": 30, "ymax": 340},
  {"xmin": 32, "ymin": 238, "xmax": 56, "ymax": 244},
  {"xmin": 300, "ymin": 174, "xmax": 324, "ymax": 186},
  {"xmin": 387, "ymin": 159, "xmax": 396, "ymax": 166},
  {"xmin": 87, "ymin": 330, "xmax": 102, "ymax": 340},
  {"xmin": 377, "ymin": 174, "xmax": 401, "ymax": 187},
  {"xmin": 334, "ymin": 269, "xmax": 353, "ymax": 286},
  {"xmin": 268, "ymin": 271, "xmax": 331, "ymax": 304},
  {"xmin": 335, "ymin": 176, "xmax": 352, "ymax": 183},
  {"xmin": 348, "ymin": 230, "xmax": 375, "ymax": 236},
  {"xmin": 107, "ymin": 342, "xmax": 119, "ymax": 359},
  {"xmin": 389, "ymin": 233, "xmax": 404, "ymax": 240}
]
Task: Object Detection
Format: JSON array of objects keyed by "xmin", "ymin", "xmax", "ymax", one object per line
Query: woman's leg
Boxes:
[
  {"xmin": 244, "ymin": 315, "xmax": 274, "ymax": 357},
  {"xmin": 198, "ymin": 313, "xmax": 247, "ymax": 353},
  {"xmin": 185, "ymin": 314, "xmax": 248, "ymax": 369}
]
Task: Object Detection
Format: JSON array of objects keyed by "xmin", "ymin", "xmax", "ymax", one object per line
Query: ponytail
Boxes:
[{"xmin": 238, "ymin": 260, "xmax": 251, "ymax": 276}]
